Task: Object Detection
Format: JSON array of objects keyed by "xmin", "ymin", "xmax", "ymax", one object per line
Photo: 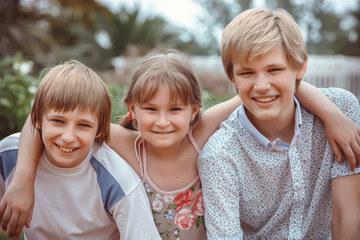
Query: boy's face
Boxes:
[
  {"xmin": 41, "ymin": 108, "xmax": 99, "ymax": 168},
  {"xmin": 231, "ymin": 45, "xmax": 303, "ymax": 137}
]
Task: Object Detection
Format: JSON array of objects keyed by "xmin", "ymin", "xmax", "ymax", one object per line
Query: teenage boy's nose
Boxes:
[
  {"xmin": 62, "ymin": 125, "xmax": 76, "ymax": 142},
  {"xmin": 253, "ymin": 76, "xmax": 271, "ymax": 93}
]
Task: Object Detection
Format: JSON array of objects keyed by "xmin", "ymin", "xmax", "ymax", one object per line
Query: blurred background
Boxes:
[{"xmin": 0, "ymin": 0, "xmax": 360, "ymax": 238}]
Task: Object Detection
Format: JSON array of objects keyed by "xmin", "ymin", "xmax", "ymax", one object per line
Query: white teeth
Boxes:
[
  {"xmin": 255, "ymin": 96, "xmax": 277, "ymax": 103},
  {"xmin": 58, "ymin": 145, "xmax": 75, "ymax": 153}
]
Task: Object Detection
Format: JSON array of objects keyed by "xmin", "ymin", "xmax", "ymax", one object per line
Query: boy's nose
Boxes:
[
  {"xmin": 62, "ymin": 126, "xmax": 76, "ymax": 142},
  {"xmin": 253, "ymin": 76, "xmax": 271, "ymax": 92}
]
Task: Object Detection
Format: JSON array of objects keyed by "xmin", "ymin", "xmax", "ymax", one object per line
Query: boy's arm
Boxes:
[
  {"xmin": 0, "ymin": 116, "xmax": 42, "ymax": 239},
  {"xmin": 296, "ymin": 81, "xmax": 360, "ymax": 170},
  {"xmin": 331, "ymin": 174, "xmax": 360, "ymax": 239},
  {"xmin": 112, "ymin": 182, "xmax": 161, "ymax": 239}
]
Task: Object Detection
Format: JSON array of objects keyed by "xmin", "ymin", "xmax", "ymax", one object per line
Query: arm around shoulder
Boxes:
[{"xmin": 331, "ymin": 173, "xmax": 360, "ymax": 239}]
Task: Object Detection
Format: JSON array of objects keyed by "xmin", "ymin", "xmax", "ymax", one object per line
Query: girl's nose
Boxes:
[{"xmin": 156, "ymin": 112, "xmax": 170, "ymax": 127}]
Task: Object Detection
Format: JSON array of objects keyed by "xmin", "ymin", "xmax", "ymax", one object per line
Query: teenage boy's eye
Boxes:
[{"xmin": 269, "ymin": 68, "xmax": 281, "ymax": 72}]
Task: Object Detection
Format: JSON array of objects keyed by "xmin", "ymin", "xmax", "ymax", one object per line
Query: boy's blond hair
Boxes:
[
  {"xmin": 221, "ymin": 8, "xmax": 308, "ymax": 80},
  {"xmin": 31, "ymin": 60, "xmax": 111, "ymax": 146}
]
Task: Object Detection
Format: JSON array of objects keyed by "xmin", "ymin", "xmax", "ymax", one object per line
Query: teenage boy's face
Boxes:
[
  {"xmin": 231, "ymin": 45, "xmax": 300, "ymax": 131},
  {"xmin": 41, "ymin": 108, "xmax": 99, "ymax": 168}
]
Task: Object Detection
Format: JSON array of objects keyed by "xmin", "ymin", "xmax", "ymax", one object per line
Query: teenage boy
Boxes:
[
  {"xmin": 198, "ymin": 8, "xmax": 360, "ymax": 239},
  {"xmin": 0, "ymin": 60, "xmax": 161, "ymax": 239}
]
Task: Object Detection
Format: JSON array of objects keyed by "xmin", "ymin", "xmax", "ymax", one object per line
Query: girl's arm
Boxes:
[
  {"xmin": 296, "ymin": 81, "xmax": 360, "ymax": 171},
  {"xmin": 0, "ymin": 116, "xmax": 41, "ymax": 239},
  {"xmin": 194, "ymin": 95, "xmax": 241, "ymax": 148}
]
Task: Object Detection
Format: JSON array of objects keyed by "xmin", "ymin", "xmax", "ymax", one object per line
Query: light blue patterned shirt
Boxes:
[{"xmin": 198, "ymin": 88, "xmax": 360, "ymax": 239}]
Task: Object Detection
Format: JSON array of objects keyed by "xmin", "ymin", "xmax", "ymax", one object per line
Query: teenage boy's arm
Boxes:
[
  {"xmin": 296, "ymin": 81, "xmax": 360, "ymax": 171},
  {"xmin": 331, "ymin": 174, "xmax": 360, "ymax": 239},
  {"xmin": 0, "ymin": 116, "xmax": 41, "ymax": 239}
]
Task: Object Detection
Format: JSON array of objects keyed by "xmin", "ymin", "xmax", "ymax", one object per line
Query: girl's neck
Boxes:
[{"xmin": 145, "ymin": 136, "xmax": 188, "ymax": 161}]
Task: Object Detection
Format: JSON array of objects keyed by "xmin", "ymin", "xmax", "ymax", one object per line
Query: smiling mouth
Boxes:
[
  {"xmin": 254, "ymin": 96, "xmax": 277, "ymax": 103},
  {"xmin": 153, "ymin": 131, "xmax": 174, "ymax": 135},
  {"xmin": 56, "ymin": 144, "xmax": 77, "ymax": 153}
]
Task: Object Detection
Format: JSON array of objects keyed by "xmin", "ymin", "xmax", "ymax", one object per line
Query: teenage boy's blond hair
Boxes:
[
  {"xmin": 31, "ymin": 60, "xmax": 112, "ymax": 146},
  {"xmin": 221, "ymin": 8, "xmax": 308, "ymax": 80}
]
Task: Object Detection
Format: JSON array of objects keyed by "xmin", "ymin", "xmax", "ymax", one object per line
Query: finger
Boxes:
[
  {"xmin": 25, "ymin": 208, "xmax": 33, "ymax": 228},
  {"xmin": 342, "ymin": 144, "xmax": 356, "ymax": 171},
  {"xmin": 7, "ymin": 211, "xmax": 20, "ymax": 239},
  {"xmin": 14, "ymin": 212, "xmax": 27, "ymax": 240},
  {"xmin": 1, "ymin": 205, "xmax": 11, "ymax": 231},
  {"xmin": 0, "ymin": 199, "xmax": 6, "ymax": 223},
  {"xmin": 329, "ymin": 139, "xmax": 343, "ymax": 163},
  {"xmin": 352, "ymin": 138, "xmax": 360, "ymax": 168}
]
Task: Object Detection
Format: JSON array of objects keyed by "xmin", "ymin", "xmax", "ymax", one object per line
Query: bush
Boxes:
[{"xmin": 0, "ymin": 54, "xmax": 38, "ymax": 140}]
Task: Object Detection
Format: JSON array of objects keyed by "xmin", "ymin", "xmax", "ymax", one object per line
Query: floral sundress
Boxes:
[{"xmin": 135, "ymin": 133, "xmax": 207, "ymax": 240}]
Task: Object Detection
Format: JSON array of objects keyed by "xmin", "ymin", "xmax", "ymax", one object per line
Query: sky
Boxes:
[
  {"xmin": 97, "ymin": 0, "xmax": 358, "ymax": 30},
  {"xmin": 96, "ymin": 0, "xmax": 359, "ymax": 47}
]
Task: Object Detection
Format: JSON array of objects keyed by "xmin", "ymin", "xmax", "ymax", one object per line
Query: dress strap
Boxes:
[
  {"xmin": 134, "ymin": 136, "xmax": 146, "ymax": 182},
  {"xmin": 187, "ymin": 128, "xmax": 200, "ymax": 154}
]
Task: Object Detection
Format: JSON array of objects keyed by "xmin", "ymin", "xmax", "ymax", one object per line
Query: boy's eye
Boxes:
[
  {"xmin": 239, "ymin": 71, "xmax": 252, "ymax": 76},
  {"xmin": 52, "ymin": 119, "xmax": 64, "ymax": 123},
  {"xmin": 144, "ymin": 107, "xmax": 156, "ymax": 111}
]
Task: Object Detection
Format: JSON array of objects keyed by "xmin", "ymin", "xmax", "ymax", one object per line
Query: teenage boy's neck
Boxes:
[{"xmin": 245, "ymin": 104, "xmax": 296, "ymax": 144}]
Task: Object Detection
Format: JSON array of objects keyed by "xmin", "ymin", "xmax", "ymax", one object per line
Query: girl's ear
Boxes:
[
  {"xmin": 191, "ymin": 105, "xmax": 200, "ymax": 121},
  {"xmin": 126, "ymin": 100, "xmax": 136, "ymax": 119},
  {"xmin": 296, "ymin": 61, "xmax": 307, "ymax": 80}
]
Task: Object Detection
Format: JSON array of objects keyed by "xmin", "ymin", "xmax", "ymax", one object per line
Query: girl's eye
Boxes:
[
  {"xmin": 79, "ymin": 123, "xmax": 91, "ymax": 127},
  {"xmin": 170, "ymin": 107, "xmax": 182, "ymax": 111},
  {"xmin": 144, "ymin": 107, "xmax": 156, "ymax": 111}
]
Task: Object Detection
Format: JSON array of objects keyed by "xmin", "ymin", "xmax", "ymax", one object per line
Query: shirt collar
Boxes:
[{"xmin": 238, "ymin": 97, "xmax": 302, "ymax": 151}]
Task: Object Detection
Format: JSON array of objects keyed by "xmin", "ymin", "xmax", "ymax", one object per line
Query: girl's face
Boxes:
[{"xmin": 128, "ymin": 85, "xmax": 199, "ymax": 149}]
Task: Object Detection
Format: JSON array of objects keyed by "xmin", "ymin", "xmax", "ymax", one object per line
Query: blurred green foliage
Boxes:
[{"xmin": 0, "ymin": 54, "xmax": 38, "ymax": 140}]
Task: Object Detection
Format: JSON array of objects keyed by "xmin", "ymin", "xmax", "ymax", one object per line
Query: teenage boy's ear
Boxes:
[{"xmin": 296, "ymin": 61, "xmax": 307, "ymax": 81}]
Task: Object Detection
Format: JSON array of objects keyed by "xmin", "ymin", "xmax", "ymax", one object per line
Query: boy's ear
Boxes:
[{"xmin": 296, "ymin": 61, "xmax": 307, "ymax": 80}]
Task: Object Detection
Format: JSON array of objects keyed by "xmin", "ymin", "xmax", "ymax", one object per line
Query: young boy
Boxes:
[
  {"xmin": 0, "ymin": 60, "xmax": 161, "ymax": 239},
  {"xmin": 198, "ymin": 8, "xmax": 360, "ymax": 239}
]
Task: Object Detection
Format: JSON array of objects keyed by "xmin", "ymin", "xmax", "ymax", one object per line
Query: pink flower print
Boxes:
[
  {"xmin": 192, "ymin": 190, "xmax": 204, "ymax": 216},
  {"xmin": 174, "ymin": 208, "xmax": 196, "ymax": 230},
  {"xmin": 174, "ymin": 189, "xmax": 194, "ymax": 212}
]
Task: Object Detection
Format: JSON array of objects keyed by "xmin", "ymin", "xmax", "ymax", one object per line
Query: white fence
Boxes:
[
  {"xmin": 190, "ymin": 54, "xmax": 360, "ymax": 100},
  {"xmin": 304, "ymin": 55, "xmax": 360, "ymax": 100}
]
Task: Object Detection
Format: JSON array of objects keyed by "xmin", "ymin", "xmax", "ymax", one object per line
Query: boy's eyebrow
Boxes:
[{"xmin": 46, "ymin": 113, "xmax": 98, "ymax": 125}]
